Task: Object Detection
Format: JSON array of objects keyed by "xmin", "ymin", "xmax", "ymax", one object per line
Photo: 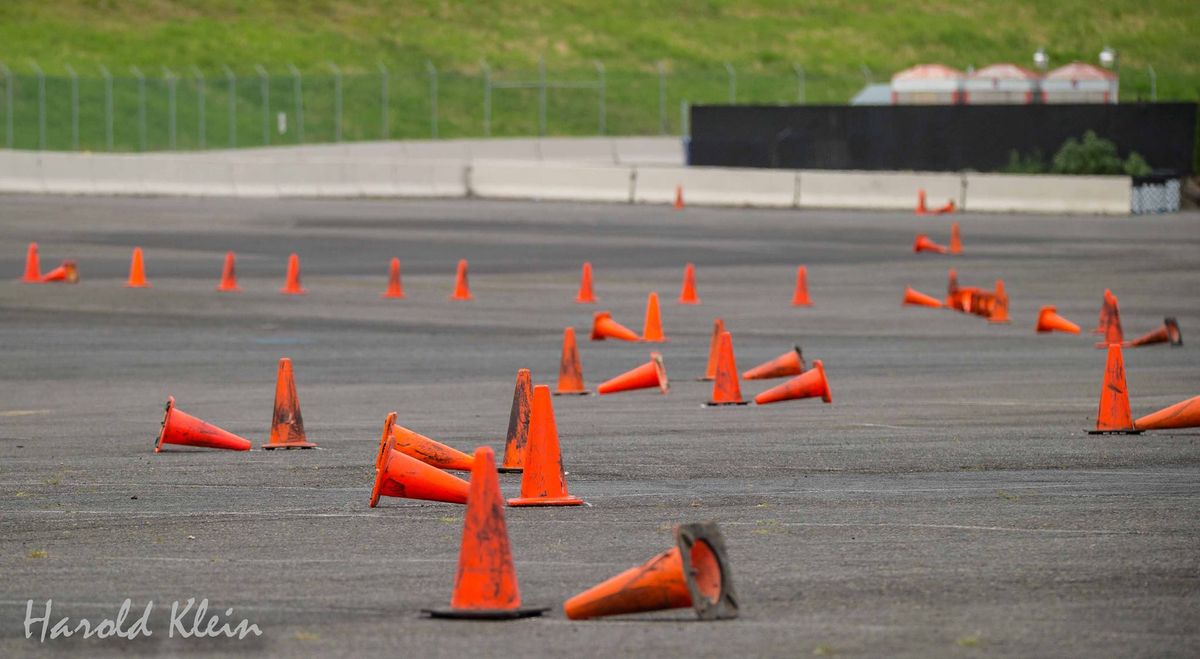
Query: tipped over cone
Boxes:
[
  {"xmin": 508, "ymin": 385, "xmax": 584, "ymax": 507},
  {"xmin": 590, "ymin": 311, "xmax": 640, "ymax": 342},
  {"xmin": 564, "ymin": 522, "xmax": 738, "ymax": 621},
  {"xmin": 382, "ymin": 257, "xmax": 405, "ymax": 299},
  {"xmin": 155, "ymin": 397, "xmax": 252, "ymax": 452},
  {"xmin": 949, "ymin": 222, "xmax": 962, "ymax": 254},
  {"xmin": 706, "ymin": 332, "xmax": 747, "ymax": 406},
  {"xmin": 598, "ymin": 352, "xmax": 669, "ymax": 395},
  {"xmin": 555, "ymin": 328, "xmax": 588, "ymax": 396},
  {"xmin": 20, "ymin": 243, "xmax": 42, "ymax": 283},
  {"xmin": 370, "ymin": 413, "xmax": 470, "ymax": 507},
  {"xmin": 217, "ymin": 251, "xmax": 241, "ymax": 292},
  {"xmin": 39, "ymin": 260, "xmax": 79, "ymax": 284},
  {"xmin": 678, "ymin": 263, "xmax": 700, "ymax": 304},
  {"xmin": 698, "ymin": 318, "xmax": 726, "ymax": 381},
  {"xmin": 754, "ymin": 360, "xmax": 831, "ymax": 405},
  {"xmin": 1128, "ymin": 318, "xmax": 1182, "ymax": 348},
  {"xmin": 1036, "ymin": 305, "xmax": 1081, "ymax": 335},
  {"xmin": 498, "ymin": 369, "xmax": 533, "ymax": 473},
  {"xmin": 913, "ymin": 234, "xmax": 948, "ymax": 254},
  {"xmin": 280, "ymin": 253, "xmax": 305, "ymax": 295},
  {"xmin": 791, "ymin": 265, "xmax": 812, "ymax": 306},
  {"xmin": 264, "ymin": 357, "xmax": 317, "ymax": 449},
  {"xmin": 903, "ymin": 286, "xmax": 943, "ymax": 309},
  {"xmin": 575, "ymin": 262, "xmax": 596, "ymax": 303},
  {"xmin": 743, "ymin": 346, "xmax": 805, "ymax": 380},
  {"xmin": 126, "ymin": 247, "xmax": 150, "ymax": 288},
  {"xmin": 450, "ymin": 259, "xmax": 472, "ymax": 300},
  {"xmin": 1135, "ymin": 395, "xmax": 1200, "ymax": 431},
  {"xmin": 642, "ymin": 292, "xmax": 665, "ymax": 342},
  {"xmin": 1088, "ymin": 344, "xmax": 1140, "ymax": 434},
  {"xmin": 392, "ymin": 423, "xmax": 475, "ymax": 472}
]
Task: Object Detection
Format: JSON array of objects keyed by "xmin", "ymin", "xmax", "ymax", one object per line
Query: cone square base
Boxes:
[
  {"xmin": 497, "ymin": 467, "xmax": 524, "ymax": 474},
  {"xmin": 704, "ymin": 401, "xmax": 750, "ymax": 407},
  {"xmin": 1086, "ymin": 429, "xmax": 1143, "ymax": 435},
  {"xmin": 553, "ymin": 389, "xmax": 590, "ymax": 396},
  {"xmin": 154, "ymin": 397, "xmax": 176, "ymax": 453},
  {"xmin": 422, "ymin": 606, "xmax": 549, "ymax": 620},
  {"xmin": 262, "ymin": 442, "xmax": 319, "ymax": 450},
  {"xmin": 507, "ymin": 495, "xmax": 584, "ymax": 507}
]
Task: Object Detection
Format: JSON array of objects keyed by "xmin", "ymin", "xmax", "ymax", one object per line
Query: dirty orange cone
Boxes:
[
  {"xmin": 370, "ymin": 413, "xmax": 470, "ymax": 507},
  {"xmin": 280, "ymin": 253, "xmax": 305, "ymax": 295},
  {"xmin": 903, "ymin": 286, "xmax": 943, "ymax": 308},
  {"xmin": 1128, "ymin": 318, "xmax": 1182, "ymax": 348},
  {"xmin": 598, "ymin": 352, "xmax": 669, "ymax": 395},
  {"xmin": 39, "ymin": 260, "xmax": 79, "ymax": 284},
  {"xmin": 264, "ymin": 357, "xmax": 317, "ymax": 449},
  {"xmin": 575, "ymin": 262, "xmax": 596, "ymax": 304},
  {"xmin": 216, "ymin": 251, "xmax": 240, "ymax": 292},
  {"xmin": 590, "ymin": 310, "xmax": 640, "ymax": 342},
  {"xmin": 564, "ymin": 521, "xmax": 738, "ymax": 620},
  {"xmin": 392, "ymin": 423, "xmax": 475, "ymax": 472},
  {"xmin": 913, "ymin": 234, "xmax": 948, "ymax": 254},
  {"xmin": 499, "ymin": 368, "xmax": 533, "ymax": 473},
  {"xmin": 698, "ymin": 318, "xmax": 726, "ymax": 381},
  {"xmin": 1036, "ymin": 305, "xmax": 1081, "ymax": 335},
  {"xmin": 1088, "ymin": 344, "xmax": 1140, "ymax": 434},
  {"xmin": 20, "ymin": 243, "xmax": 42, "ymax": 283},
  {"xmin": 126, "ymin": 247, "xmax": 150, "ymax": 288},
  {"xmin": 555, "ymin": 328, "xmax": 588, "ymax": 396},
  {"xmin": 382, "ymin": 257, "xmax": 405, "ymax": 299},
  {"xmin": 754, "ymin": 360, "xmax": 831, "ymax": 405},
  {"xmin": 989, "ymin": 280, "xmax": 1010, "ymax": 323},
  {"xmin": 1091, "ymin": 289, "xmax": 1114, "ymax": 334},
  {"xmin": 743, "ymin": 346, "xmax": 805, "ymax": 380},
  {"xmin": 1135, "ymin": 395, "xmax": 1200, "ymax": 430},
  {"xmin": 791, "ymin": 266, "xmax": 812, "ymax": 306},
  {"xmin": 424, "ymin": 446, "xmax": 548, "ymax": 619},
  {"xmin": 1093, "ymin": 291, "xmax": 1125, "ymax": 348},
  {"xmin": 450, "ymin": 259, "xmax": 472, "ymax": 300},
  {"xmin": 155, "ymin": 397, "xmax": 252, "ymax": 452},
  {"xmin": 915, "ymin": 189, "xmax": 929, "ymax": 215},
  {"xmin": 678, "ymin": 263, "xmax": 700, "ymax": 304},
  {"xmin": 508, "ymin": 385, "xmax": 584, "ymax": 507},
  {"xmin": 706, "ymin": 332, "xmax": 748, "ymax": 406},
  {"xmin": 949, "ymin": 222, "xmax": 962, "ymax": 254},
  {"xmin": 642, "ymin": 292, "xmax": 666, "ymax": 342},
  {"xmin": 673, "ymin": 185, "xmax": 684, "ymax": 210}
]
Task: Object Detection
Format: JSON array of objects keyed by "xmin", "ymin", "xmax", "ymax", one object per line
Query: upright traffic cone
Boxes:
[
  {"xmin": 39, "ymin": 260, "xmax": 78, "ymax": 284},
  {"xmin": 264, "ymin": 357, "xmax": 317, "ymax": 449},
  {"xmin": 1094, "ymin": 291, "xmax": 1124, "ymax": 348},
  {"xmin": 791, "ymin": 266, "xmax": 812, "ymax": 306},
  {"xmin": 498, "ymin": 369, "xmax": 533, "ymax": 473},
  {"xmin": 1128, "ymin": 318, "xmax": 1182, "ymax": 348},
  {"xmin": 382, "ymin": 257, "xmax": 405, "ymax": 299},
  {"xmin": 126, "ymin": 247, "xmax": 150, "ymax": 288},
  {"xmin": 564, "ymin": 522, "xmax": 738, "ymax": 621},
  {"xmin": 280, "ymin": 253, "xmax": 305, "ymax": 295},
  {"xmin": 913, "ymin": 234, "xmax": 948, "ymax": 254},
  {"xmin": 597, "ymin": 353, "xmax": 669, "ymax": 395},
  {"xmin": 590, "ymin": 311, "xmax": 640, "ymax": 342},
  {"xmin": 754, "ymin": 360, "xmax": 831, "ymax": 405},
  {"xmin": 392, "ymin": 423, "xmax": 475, "ymax": 472},
  {"xmin": 155, "ymin": 397, "xmax": 252, "ymax": 452},
  {"xmin": 20, "ymin": 243, "xmax": 42, "ymax": 283},
  {"xmin": 370, "ymin": 413, "xmax": 470, "ymax": 507},
  {"xmin": 507, "ymin": 385, "xmax": 584, "ymax": 507},
  {"xmin": 575, "ymin": 262, "xmax": 596, "ymax": 304},
  {"xmin": 642, "ymin": 292, "xmax": 665, "ymax": 342},
  {"xmin": 903, "ymin": 286, "xmax": 943, "ymax": 308},
  {"xmin": 698, "ymin": 318, "xmax": 726, "ymax": 381},
  {"xmin": 216, "ymin": 251, "xmax": 240, "ymax": 292},
  {"xmin": 1135, "ymin": 395, "xmax": 1200, "ymax": 430},
  {"xmin": 915, "ymin": 189, "xmax": 929, "ymax": 215},
  {"xmin": 706, "ymin": 332, "xmax": 747, "ymax": 406},
  {"xmin": 673, "ymin": 185, "xmax": 684, "ymax": 210},
  {"xmin": 424, "ymin": 446, "xmax": 548, "ymax": 619},
  {"xmin": 949, "ymin": 222, "xmax": 962, "ymax": 254},
  {"xmin": 678, "ymin": 263, "xmax": 700, "ymax": 304},
  {"xmin": 1088, "ymin": 344, "xmax": 1140, "ymax": 434},
  {"xmin": 742, "ymin": 346, "xmax": 805, "ymax": 380},
  {"xmin": 1036, "ymin": 305, "xmax": 1081, "ymax": 335},
  {"xmin": 989, "ymin": 280, "xmax": 1010, "ymax": 323},
  {"xmin": 555, "ymin": 329, "xmax": 588, "ymax": 396},
  {"xmin": 1091, "ymin": 289, "xmax": 1114, "ymax": 334},
  {"xmin": 946, "ymin": 268, "xmax": 959, "ymax": 306},
  {"xmin": 450, "ymin": 259, "xmax": 472, "ymax": 300}
]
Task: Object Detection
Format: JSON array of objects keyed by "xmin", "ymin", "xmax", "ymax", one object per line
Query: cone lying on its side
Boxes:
[
  {"xmin": 424, "ymin": 446, "xmax": 548, "ymax": 619},
  {"xmin": 392, "ymin": 423, "xmax": 475, "ymax": 472},
  {"xmin": 508, "ymin": 385, "xmax": 584, "ymax": 507},
  {"xmin": 697, "ymin": 318, "xmax": 726, "ymax": 381},
  {"xmin": 590, "ymin": 311, "xmax": 640, "ymax": 342},
  {"xmin": 1091, "ymin": 289, "xmax": 1114, "ymax": 335},
  {"xmin": 127, "ymin": 247, "xmax": 150, "ymax": 288},
  {"xmin": 742, "ymin": 346, "xmax": 805, "ymax": 380},
  {"xmin": 382, "ymin": 257, "xmax": 405, "ymax": 299},
  {"xmin": 706, "ymin": 332, "xmax": 748, "ymax": 406},
  {"xmin": 916, "ymin": 189, "xmax": 956, "ymax": 215},
  {"xmin": 155, "ymin": 397, "xmax": 252, "ymax": 452},
  {"xmin": 1088, "ymin": 344, "xmax": 1141, "ymax": 434},
  {"xmin": 754, "ymin": 360, "xmax": 831, "ymax": 405},
  {"xmin": 564, "ymin": 522, "xmax": 738, "ymax": 621},
  {"xmin": 903, "ymin": 286, "xmax": 943, "ymax": 309},
  {"xmin": 642, "ymin": 292, "xmax": 666, "ymax": 342},
  {"xmin": 450, "ymin": 259, "xmax": 472, "ymax": 301},
  {"xmin": 555, "ymin": 328, "xmax": 589, "ymax": 396},
  {"xmin": 597, "ymin": 352, "xmax": 669, "ymax": 395},
  {"xmin": 280, "ymin": 253, "xmax": 305, "ymax": 295},
  {"xmin": 1128, "ymin": 318, "xmax": 1182, "ymax": 348},
  {"xmin": 40, "ymin": 260, "xmax": 79, "ymax": 284},
  {"xmin": 791, "ymin": 266, "xmax": 812, "ymax": 306},
  {"xmin": 949, "ymin": 222, "xmax": 962, "ymax": 254},
  {"xmin": 21, "ymin": 243, "xmax": 42, "ymax": 283},
  {"xmin": 499, "ymin": 368, "xmax": 533, "ymax": 473},
  {"xmin": 217, "ymin": 251, "xmax": 241, "ymax": 292},
  {"xmin": 913, "ymin": 234, "xmax": 948, "ymax": 254},
  {"xmin": 370, "ymin": 413, "xmax": 470, "ymax": 507},
  {"xmin": 1135, "ymin": 395, "xmax": 1200, "ymax": 431},
  {"xmin": 1036, "ymin": 305, "xmax": 1081, "ymax": 335},
  {"xmin": 1093, "ymin": 291, "xmax": 1124, "ymax": 348},
  {"xmin": 989, "ymin": 280, "xmax": 1010, "ymax": 323},
  {"xmin": 575, "ymin": 262, "xmax": 596, "ymax": 304},
  {"xmin": 264, "ymin": 357, "xmax": 317, "ymax": 449},
  {"xmin": 678, "ymin": 263, "xmax": 700, "ymax": 304}
]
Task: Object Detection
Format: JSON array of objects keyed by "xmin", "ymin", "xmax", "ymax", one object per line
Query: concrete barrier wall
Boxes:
[
  {"xmin": 964, "ymin": 173, "xmax": 1130, "ymax": 215},
  {"xmin": 0, "ymin": 151, "xmax": 44, "ymax": 193},
  {"xmin": 470, "ymin": 162, "xmax": 633, "ymax": 202},
  {"xmin": 634, "ymin": 166, "xmax": 797, "ymax": 207},
  {"xmin": 799, "ymin": 170, "xmax": 963, "ymax": 211}
]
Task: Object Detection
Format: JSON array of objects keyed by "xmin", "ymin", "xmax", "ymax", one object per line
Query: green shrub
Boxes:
[
  {"xmin": 1123, "ymin": 152, "xmax": 1152, "ymax": 176},
  {"xmin": 1001, "ymin": 148, "xmax": 1046, "ymax": 174},
  {"xmin": 1049, "ymin": 130, "xmax": 1153, "ymax": 176}
]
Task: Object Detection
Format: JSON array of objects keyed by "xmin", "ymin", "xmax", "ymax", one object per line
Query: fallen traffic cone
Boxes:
[
  {"xmin": 1036, "ymin": 305, "xmax": 1081, "ymax": 335},
  {"xmin": 989, "ymin": 280, "xmax": 1010, "ymax": 323},
  {"xmin": 791, "ymin": 265, "xmax": 812, "ymax": 306},
  {"xmin": 507, "ymin": 385, "xmax": 584, "ymax": 506},
  {"xmin": 20, "ymin": 243, "xmax": 42, "ymax": 283},
  {"xmin": 155, "ymin": 396, "xmax": 252, "ymax": 452},
  {"xmin": 424, "ymin": 446, "xmax": 548, "ymax": 619},
  {"xmin": 590, "ymin": 311, "xmax": 640, "ymax": 342},
  {"xmin": 903, "ymin": 286, "xmax": 943, "ymax": 309},
  {"xmin": 1091, "ymin": 289, "xmax": 1114, "ymax": 335},
  {"xmin": 392, "ymin": 423, "xmax": 475, "ymax": 472},
  {"xmin": 450, "ymin": 259, "xmax": 472, "ymax": 300},
  {"xmin": 370, "ymin": 412, "xmax": 470, "ymax": 507},
  {"xmin": 706, "ymin": 332, "xmax": 747, "ymax": 406},
  {"xmin": 742, "ymin": 346, "xmax": 805, "ymax": 380},
  {"xmin": 216, "ymin": 251, "xmax": 240, "ymax": 292},
  {"xmin": 1093, "ymin": 291, "xmax": 1124, "ymax": 348},
  {"xmin": 949, "ymin": 222, "xmax": 962, "ymax": 254},
  {"xmin": 1135, "ymin": 395, "xmax": 1200, "ymax": 430},
  {"xmin": 264, "ymin": 357, "xmax": 317, "ymax": 449},
  {"xmin": 673, "ymin": 185, "xmax": 684, "ymax": 210},
  {"xmin": 382, "ymin": 257, "xmax": 405, "ymax": 299},
  {"xmin": 642, "ymin": 292, "xmax": 665, "ymax": 342},
  {"xmin": 598, "ymin": 353, "xmax": 669, "ymax": 395},
  {"xmin": 698, "ymin": 318, "xmax": 726, "ymax": 381},
  {"xmin": 1128, "ymin": 318, "xmax": 1182, "ymax": 348},
  {"xmin": 754, "ymin": 360, "xmax": 831, "ymax": 405},
  {"xmin": 39, "ymin": 260, "xmax": 78, "ymax": 284},
  {"xmin": 678, "ymin": 263, "xmax": 700, "ymax": 304},
  {"xmin": 126, "ymin": 247, "xmax": 150, "ymax": 288},
  {"xmin": 498, "ymin": 368, "xmax": 533, "ymax": 473},
  {"xmin": 913, "ymin": 234, "xmax": 948, "ymax": 254},
  {"xmin": 564, "ymin": 521, "xmax": 738, "ymax": 620},
  {"xmin": 1088, "ymin": 344, "xmax": 1140, "ymax": 434},
  {"xmin": 575, "ymin": 262, "xmax": 596, "ymax": 304},
  {"xmin": 555, "ymin": 328, "xmax": 588, "ymax": 396},
  {"xmin": 280, "ymin": 253, "xmax": 305, "ymax": 295}
]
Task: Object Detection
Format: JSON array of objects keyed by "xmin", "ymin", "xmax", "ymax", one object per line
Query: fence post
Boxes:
[
  {"xmin": 254, "ymin": 64, "xmax": 269, "ymax": 145},
  {"xmin": 793, "ymin": 63, "xmax": 806, "ymax": 104},
  {"xmin": 65, "ymin": 64, "xmax": 79, "ymax": 150},
  {"xmin": 860, "ymin": 64, "xmax": 874, "ymax": 84},
  {"xmin": 480, "ymin": 59, "xmax": 491, "ymax": 137},
  {"xmin": 222, "ymin": 65, "xmax": 236, "ymax": 147},
  {"xmin": 130, "ymin": 65, "xmax": 146, "ymax": 151},
  {"xmin": 595, "ymin": 60, "xmax": 606, "ymax": 135},
  {"xmin": 287, "ymin": 63, "xmax": 304, "ymax": 144},
  {"xmin": 163, "ymin": 66, "xmax": 177, "ymax": 150},
  {"xmin": 0, "ymin": 62, "xmax": 12, "ymax": 149},
  {"xmin": 99, "ymin": 65, "xmax": 113, "ymax": 151},
  {"xmin": 378, "ymin": 61, "xmax": 388, "ymax": 140},
  {"xmin": 29, "ymin": 60, "xmax": 45, "ymax": 150},
  {"xmin": 425, "ymin": 60, "xmax": 438, "ymax": 139},
  {"xmin": 328, "ymin": 62, "xmax": 341, "ymax": 143},
  {"xmin": 538, "ymin": 55, "xmax": 547, "ymax": 137},
  {"xmin": 1148, "ymin": 65, "xmax": 1157, "ymax": 102},
  {"xmin": 724, "ymin": 62, "xmax": 736, "ymax": 104},
  {"xmin": 657, "ymin": 61, "xmax": 667, "ymax": 135},
  {"xmin": 192, "ymin": 66, "xmax": 205, "ymax": 149},
  {"xmin": 680, "ymin": 98, "xmax": 690, "ymax": 137}
]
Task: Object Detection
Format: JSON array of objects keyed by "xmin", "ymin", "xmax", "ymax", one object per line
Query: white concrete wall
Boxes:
[
  {"xmin": 470, "ymin": 162, "xmax": 633, "ymax": 203},
  {"xmin": 635, "ymin": 166, "xmax": 797, "ymax": 207},
  {"xmin": 964, "ymin": 173, "xmax": 1131, "ymax": 215},
  {"xmin": 799, "ymin": 170, "xmax": 963, "ymax": 211}
]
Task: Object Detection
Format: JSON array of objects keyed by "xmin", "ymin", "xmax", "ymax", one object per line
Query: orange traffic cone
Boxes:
[
  {"xmin": 642, "ymin": 292, "xmax": 665, "ymax": 342},
  {"xmin": 20, "ymin": 243, "xmax": 42, "ymax": 283},
  {"xmin": 1088, "ymin": 344, "xmax": 1140, "ymax": 434},
  {"xmin": 742, "ymin": 346, "xmax": 805, "ymax": 380},
  {"xmin": 949, "ymin": 222, "xmax": 962, "ymax": 254},
  {"xmin": 597, "ymin": 353, "xmax": 669, "ymax": 395},
  {"xmin": 754, "ymin": 360, "xmax": 831, "ymax": 405},
  {"xmin": 989, "ymin": 280, "xmax": 1010, "ymax": 323},
  {"xmin": 392, "ymin": 423, "xmax": 475, "ymax": 471},
  {"xmin": 555, "ymin": 328, "xmax": 588, "ymax": 396},
  {"xmin": 564, "ymin": 521, "xmax": 738, "ymax": 620},
  {"xmin": 216, "ymin": 251, "xmax": 240, "ymax": 292},
  {"xmin": 706, "ymin": 332, "xmax": 747, "ymax": 406},
  {"xmin": 915, "ymin": 189, "xmax": 928, "ymax": 215},
  {"xmin": 382, "ymin": 257, "xmax": 405, "ymax": 299},
  {"xmin": 39, "ymin": 260, "xmax": 79, "ymax": 284},
  {"xmin": 126, "ymin": 247, "xmax": 150, "ymax": 288},
  {"xmin": 507, "ymin": 385, "xmax": 584, "ymax": 507},
  {"xmin": 370, "ymin": 413, "xmax": 470, "ymax": 507},
  {"xmin": 263, "ymin": 357, "xmax": 317, "ymax": 449},
  {"xmin": 903, "ymin": 286, "xmax": 943, "ymax": 308},
  {"xmin": 450, "ymin": 258, "xmax": 472, "ymax": 300},
  {"xmin": 946, "ymin": 268, "xmax": 959, "ymax": 306},
  {"xmin": 155, "ymin": 396, "xmax": 252, "ymax": 452},
  {"xmin": 673, "ymin": 185, "xmax": 684, "ymax": 210},
  {"xmin": 576, "ymin": 262, "xmax": 596, "ymax": 303},
  {"xmin": 1135, "ymin": 395, "xmax": 1200, "ymax": 431},
  {"xmin": 1036, "ymin": 305, "xmax": 1081, "ymax": 335},
  {"xmin": 1092, "ymin": 291, "xmax": 1123, "ymax": 347},
  {"xmin": 499, "ymin": 368, "xmax": 533, "ymax": 473},
  {"xmin": 678, "ymin": 263, "xmax": 700, "ymax": 304},
  {"xmin": 791, "ymin": 266, "xmax": 812, "ymax": 306},
  {"xmin": 424, "ymin": 446, "xmax": 548, "ymax": 619},
  {"xmin": 590, "ymin": 311, "xmax": 640, "ymax": 342},
  {"xmin": 913, "ymin": 234, "xmax": 948, "ymax": 254},
  {"xmin": 280, "ymin": 253, "xmax": 305, "ymax": 295},
  {"xmin": 698, "ymin": 318, "xmax": 726, "ymax": 381},
  {"xmin": 1128, "ymin": 318, "xmax": 1182, "ymax": 348},
  {"xmin": 1091, "ymin": 289, "xmax": 1114, "ymax": 335}
]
